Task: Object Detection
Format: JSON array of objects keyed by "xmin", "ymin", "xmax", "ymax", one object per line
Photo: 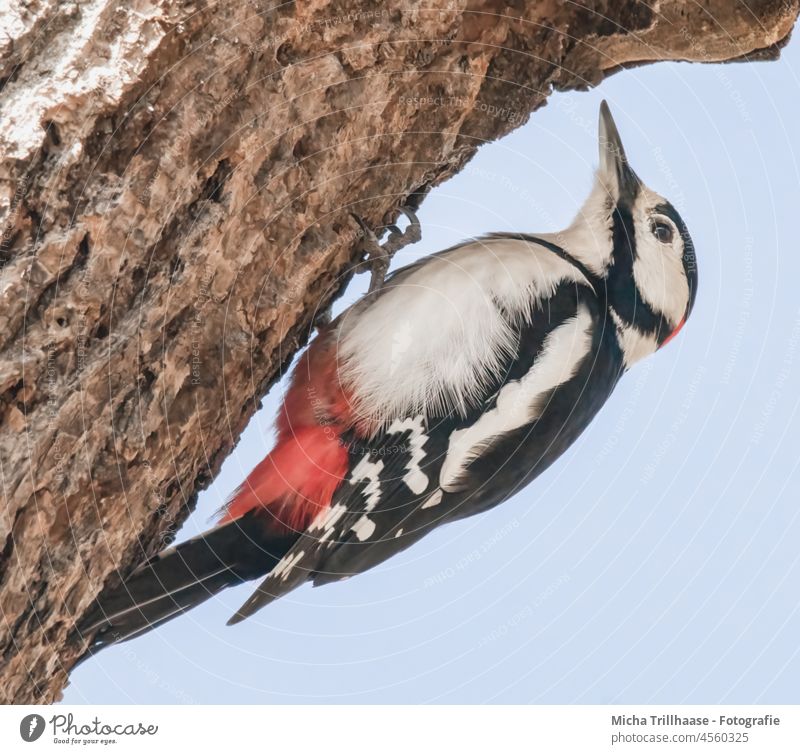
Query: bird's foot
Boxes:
[{"xmin": 350, "ymin": 206, "xmax": 421, "ymax": 293}]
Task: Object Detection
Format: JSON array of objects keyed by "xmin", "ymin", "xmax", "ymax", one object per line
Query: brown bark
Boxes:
[{"xmin": 0, "ymin": 0, "xmax": 796, "ymax": 704}]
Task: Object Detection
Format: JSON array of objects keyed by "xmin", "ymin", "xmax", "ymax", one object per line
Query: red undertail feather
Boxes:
[
  {"xmin": 219, "ymin": 331, "xmax": 352, "ymax": 531},
  {"xmin": 219, "ymin": 425, "xmax": 349, "ymax": 530}
]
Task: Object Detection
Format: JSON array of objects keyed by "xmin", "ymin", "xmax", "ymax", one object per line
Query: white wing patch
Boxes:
[
  {"xmin": 351, "ymin": 515, "xmax": 377, "ymax": 541},
  {"xmin": 310, "ymin": 503, "xmax": 348, "ymax": 545},
  {"xmin": 272, "ymin": 550, "xmax": 306, "ymax": 582},
  {"xmin": 336, "ymin": 237, "xmax": 587, "ymax": 429},
  {"xmin": 420, "ymin": 489, "xmax": 443, "ymax": 509},
  {"xmin": 349, "ymin": 455, "xmax": 384, "ymax": 511},
  {"xmin": 387, "ymin": 416, "xmax": 429, "ymax": 494},
  {"xmin": 440, "ymin": 303, "xmax": 595, "ymax": 490}
]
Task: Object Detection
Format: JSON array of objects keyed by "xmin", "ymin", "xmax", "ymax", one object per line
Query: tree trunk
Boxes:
[{"xmin": 0, "ymin": 0, "xmax": 796, "ymax": 704}]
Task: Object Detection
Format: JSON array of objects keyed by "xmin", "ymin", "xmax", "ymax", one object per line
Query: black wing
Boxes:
[{"xmin": 229, "ymin": 279, "xmax": 620, "ymax": 622}]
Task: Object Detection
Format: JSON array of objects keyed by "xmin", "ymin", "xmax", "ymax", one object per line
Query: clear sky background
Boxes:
[{"xmin": 66, "ymin": 36, "xmax": 800, "ymax": 704}]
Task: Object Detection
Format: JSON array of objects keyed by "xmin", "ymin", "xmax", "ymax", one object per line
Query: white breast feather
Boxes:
[
  {"xmin": 336, "ymin": 238, "xmax": 587, "ymax": 429},
  {"xmin": 439, "ymin": 303, "xmax": 595, "ymax": 490}
]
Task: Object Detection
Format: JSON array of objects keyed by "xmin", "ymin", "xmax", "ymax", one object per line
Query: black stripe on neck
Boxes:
[
  {"xmin": 606, "ymin": 205, "xmax": 673, "ymax": 342},
  {"xmin": 482, "ymin": 232, "xmax": 605, "ymax": 303}
]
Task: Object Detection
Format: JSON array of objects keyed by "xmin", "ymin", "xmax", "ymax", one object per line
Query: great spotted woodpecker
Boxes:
[{"xmin": 81, "ymin": 101, "xmax": 697, "ymax": 652}]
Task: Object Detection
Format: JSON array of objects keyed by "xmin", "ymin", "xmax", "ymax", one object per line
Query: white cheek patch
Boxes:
[
  {"xmin": 439, "ymin": 303, "xmax": 594, "ymax": 491},
  {"xmin": 632, "ymin": 194, "xmax": 689, "ymax": 327},
  {"xmin": 632, "ymin": 245, "xmax": 688, "ymax": 326}
]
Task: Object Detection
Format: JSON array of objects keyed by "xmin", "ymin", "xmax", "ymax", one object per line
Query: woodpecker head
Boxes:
[{"xmin": 564, "ymin": 101, "xmax": 698, "ymax": 367}]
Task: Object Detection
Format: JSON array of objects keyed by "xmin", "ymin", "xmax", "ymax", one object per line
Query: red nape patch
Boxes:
[
  {"xmin": 661, "ymin": 315, "xmax": 686, "ymax": 348},
  {"xmin": 219, "ymin": 425, "xmax": 348, "ymax": 532}
]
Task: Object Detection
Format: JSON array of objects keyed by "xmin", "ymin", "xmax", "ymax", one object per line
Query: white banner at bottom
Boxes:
[{"xmin": 1, "ymin": 705, "xmax": 797, "ymax": 753}]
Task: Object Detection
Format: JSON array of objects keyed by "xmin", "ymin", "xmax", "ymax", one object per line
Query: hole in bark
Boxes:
[
  {"xmin": 77, "ymin": 233, "xmax": 90, "ymax": 265},
  {"xmin": 275, "ymin": 42, "xmax": 295, "ymax": 65},
  {"xmin": 195, "ymin": 468, "xmax": 211, "ymax": 488},
  {"xmin": 0, "ymin": 509, "xmax": 24, "ymax": 588},
  {"xmin": 2, "ymin": 581, "xmax": 48, "ymax": 661},
  {"xmin": 45, "ymin": 621, "xmax": 64, "ymax": 643},
  {"xmin": 139, "ymin": 368, "xmax": 156, "ymax": 389},
  {"xmin": 28, "ymin": 205, "xmax": 42, "ymax": 231},
  {"xmin": 0, "ymin": 59, "xmax": 23, "ymax": 91},
  {"xmin": 292, "ymin": 136, "xmax": 311, "ymax": 160},
  {"xmin": 254, "ymin": 158, "xmax": 272, "ymax": 189},
  {"xmin": 43, "ymin": 120, "xmax": 62, "ymax": 147},
  {"xmin": 164, "ymin": 312, "xmax": 184, "ymax": 341},
  {"xmin": 95, "ymin": 322, "xmax": 109, "ymax": 340},
  {"xmin": 7, "ymin": 378, "xmax": 23, "ymax": 400},
  {"xmin": 169, "ymin": 254, "xmax": 184, "ymax": 280},
  {"xmin": 132, "ymin": 265, "xmax": 147, "ymax": 290},
  {"xmin": 200, "ymin": 159, "xmax": 232, "ymax": 203}
]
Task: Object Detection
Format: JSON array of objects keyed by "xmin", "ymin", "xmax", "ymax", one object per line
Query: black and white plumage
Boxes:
[{"xmin": 80, "ymin": 101, "xmax": 697, "ymax": 651}]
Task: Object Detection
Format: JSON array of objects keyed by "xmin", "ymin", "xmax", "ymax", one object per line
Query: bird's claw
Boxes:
[
  {"xmin": 383, "ymin": 207, "xmax": 421, "ymax": 253},
  {"xmin": 350, "ymin": 206, "xmax": 421, "ymax": 293}
]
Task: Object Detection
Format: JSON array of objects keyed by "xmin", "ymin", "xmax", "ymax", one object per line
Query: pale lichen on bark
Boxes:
[{"xmin": 0, "ymin": 0, "xmax": 796, "ymax": 703}]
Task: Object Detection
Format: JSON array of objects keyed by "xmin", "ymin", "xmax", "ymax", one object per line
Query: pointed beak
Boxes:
[{"xmin": 598, "ymin": 100, "xmax": 639, "ymax": 205}]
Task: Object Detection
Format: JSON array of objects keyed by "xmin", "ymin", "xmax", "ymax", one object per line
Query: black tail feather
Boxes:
[{"xmin": 77, "ymin": 511, "xmax": 297, "ymax": 655}]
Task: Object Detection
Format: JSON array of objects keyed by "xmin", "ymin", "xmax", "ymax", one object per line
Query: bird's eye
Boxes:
[{"xmin": 651, "ymin": 219, "xmax": 674, "ymax": 244}]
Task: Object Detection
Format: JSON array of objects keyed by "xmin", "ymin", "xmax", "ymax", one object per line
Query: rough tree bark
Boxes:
[{"xmin": 0, "ymin": 0, "xmax": 796, "ymax": 704}]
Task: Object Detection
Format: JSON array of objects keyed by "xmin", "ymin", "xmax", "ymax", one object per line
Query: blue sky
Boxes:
[{"xmin": 66, "ymin": 37, "xmax": 800, "ymax": 704}]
